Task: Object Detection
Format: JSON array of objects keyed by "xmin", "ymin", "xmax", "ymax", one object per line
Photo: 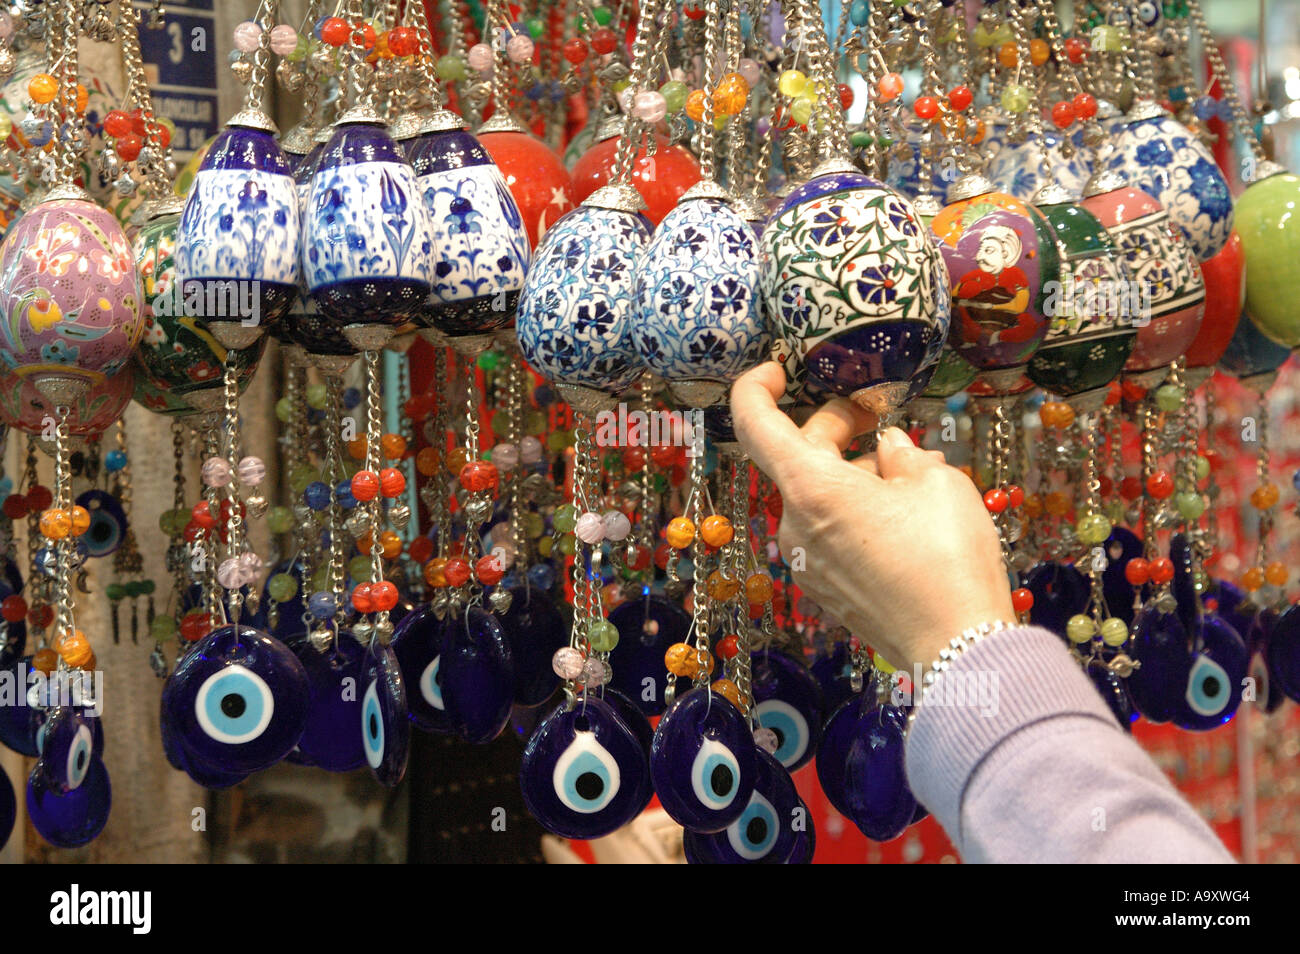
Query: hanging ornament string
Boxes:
[
  {"xmin": 1186, "ymin": 0, "xmax": 1268, "ymax": 173},
  {"xmin": 607, "ymin": 0, "xmax": 665, "ymax": 191},
  {"xmin": 52, "ymin": 0, "xmax": 84, "ymax": 186},
  {"xmin": 244, "ymin": 0, "xmax": 278, "ymax": 116}
]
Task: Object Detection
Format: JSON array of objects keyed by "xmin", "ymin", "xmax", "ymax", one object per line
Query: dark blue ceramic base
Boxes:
[
  {"xmin": 177, "ymin": 278, "xmax": 296, "ymax": 331},
  {"xmin": 421, "ymin": 290, "xmax": 519, "ymax": 337},
  {"xmin": 802, "ymin": 319, "xmax": 934, "ymax": 400},
  {"xmin": 309, "ymin": 277, "xmax": 430, "ymax": 326}
]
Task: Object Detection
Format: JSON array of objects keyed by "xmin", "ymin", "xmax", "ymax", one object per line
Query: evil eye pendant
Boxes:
[
  {"xmin": 292, "ymin": 634, "xmax": 367, "ymax": 772},
  {"xmin": 607, "ymin": 593, "xmax": 692, "ymax": 716},
  {"xmin": 26, "ymin": 755, "xmax": 111, "ymax": 849},
  {"xmin": 0, "ymin": 766, "xmax": 14, "ymax": 851},
  {"xmin": 599, "ymin": 687, "xmax": 654, "ymax": 758},
  {"xmin": 749, "ymin": 649, "xmax": 824, "ymax": 772},
  {"xmin": 497, "ymin": 585, "xmax": 567, "ymax": 708},
  {"xmin": 815, "ymin": 691, "xmax": 872, "ymax": 821},
  {"xmin": 519, "ymin": 695, "xmax": 651, "ymax": 839},
  {"xmin": 1174, "ymin": 613, "xmax": 1248, "ymax": 731},
  {"xmin": 684, "ymin": 748, "xmax": 803, "ymax": 864},
  {"xmin": 650, "ymin": 686, "xmax": 757, "ymax": 832},
  {"xmin": 362, "ymin": 642, "xmax": 410, "ymax": 787},
  {"xmin": 844, "ymin": 702, "xmax": 918, "ymax": 842},
  {"xmin": 390, "ymin": 603, "xmax": 445, "ymax": 731},
  {"xmin": 74, "ymin": 489, "xmax": 127, "ymax": 558},
  {"xmin": 162, "ymin": 624, "xmax": 310, "ymax": 775},
  {"xmin": 36, "ymin": 707, "xmax": 95, "ymax": 794}
]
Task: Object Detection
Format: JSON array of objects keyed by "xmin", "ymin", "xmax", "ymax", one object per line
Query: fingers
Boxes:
[
  {"xmin": 875, "ymin": 427, "xmax": 938, "ymax": 481},
  {"xmin": 799, "ymin": 398, "xmax": 878, "ymax": 456},
  {"xmin": 730, "ymin": 363, "xmax": 808, "ymax": 482}
]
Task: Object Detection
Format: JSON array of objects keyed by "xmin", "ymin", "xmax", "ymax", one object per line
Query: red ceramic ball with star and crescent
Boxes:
[
  {"xmin": 569, "ymin": 133, "xmax": 702, "ymax": 226},
  {"xmin": 479, "ymin": 129, "xmax": 576, "ymax": 247}
]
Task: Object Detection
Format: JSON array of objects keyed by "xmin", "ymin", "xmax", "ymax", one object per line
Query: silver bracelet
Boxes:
[{"xmin": 906, "ymin": 620, "xmax": 1017, "ymax": 732}]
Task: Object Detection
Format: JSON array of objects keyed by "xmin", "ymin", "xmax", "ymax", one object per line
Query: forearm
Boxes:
[{"xmin": 904, "ymin": 625, "xmax": 1234, "ymax": 863}]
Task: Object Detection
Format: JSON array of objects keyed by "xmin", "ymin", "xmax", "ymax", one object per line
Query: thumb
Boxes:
[{"xmin": 875, "ymin": 427, "xmax": 933, "ymax": 480}]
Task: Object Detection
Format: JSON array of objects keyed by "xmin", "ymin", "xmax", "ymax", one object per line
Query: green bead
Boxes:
[
  {"xmin": 1067, "ymin": 614, "xmax": 1097, "ymax": 644},
  {"xmin": 267, "ymin": 505, "xmax": 294, "ymax": 534},
  {"xmin": 524, "ymin": 512, "xmax": 544, "ymax": 538},
  {"xmin": 477, "ymin": 350, "xmax": 501, "ymax": 371},
  {"xmin": 991, "ymin": 23, "xmax": 1014, "ymax": 44},
  {"xmin": 159, "ymin": 508, "xmax": 187, "ymax": 535},
  {"xmin": 1075, "ymin": 511, "xmax": 1112, "ymax": 545},
  {"xmin": 553, "ymin": 504, "xmax": 577, "ymax": 533},
  {"xmin": 310, "ymin": 564, "xmax": 331, "ymax": 594},
  {"xmin": 1000, "ymin": 83, "xmax": 1032, "ymax": 114},
  {"xmin": 150, "ymin": 615, "xmax": 178, "ymax": 641},
  {"xmin": 557, "ymin": 533, "xmax": 576, "ymax": 556},
  {"xmin": 348, "ymin": 556, "xmax": 372, "ymax": 582},
  {"xmin": 1100, "ymin": 617, "xmax": 1129, "ymax": 647},
  {"xmin": 546, "ymin": 429, "xmax": 569, "ymax": 453},
  {"xmin": 588, "ymin": 619, "xmax": 619, "ymax": 652},
  {"xmin": 1091, "ymin": 24, "xmax": 1122, "ymax": 52},
  {"xmin": 275, "ymin": 397, "xmax": 293, "ymax": 423},
  {"xmin": 105, "ymin": 583, "xmax": 127, "ymax": 601},
  {"xmin": 1195, "ymin": 455, "xmax": 1211, "ymax": 481},
  {"xmin": 305, "ymin": 382, "xmax": 329, "ymax": 409},
  {"xmin": 525, "ymin": 411, "xmax": 548, "ymax": 435},
  {"xmin": 268, "ymin": 572, "xmax": 298, "ymax": 603},
  {"xmin": 482, "ymin": 448, "xmax": 493, "ymax": 463},
  {"xmin": 610, "ymin": 78, "xmax": 630, "ymax": 94},
  {"xmin": 652, "ymin": 473, "xmax": 669, "ymax": 494},
  {"xmin": 972, "ymin": 23, "xmax": 997, "ymax": 47},
  {"xmin": 875, "ymin": 135, "xmax": 893, "ymax": 148},
  {"xmin": 288, "ymin": 35, "xmax": 310, "ymax": 61},
  {"xmin": 660, "ymin": 80, "xmax": 688, "ymax": 114},
  {"xmin": 1175, "ymin": 491, "xmax": 1206, "ymax": 520},
  {"xmin": 436, "ymin": 54, "xmax": 468, "ymax": 81},
  {"xmin": 937, "ymin": 22, "xmax": 958, "ymax": 43},
  {"xmin": 1104, "ymin": 500, "xmax": 1126, "ymax": 525},
  {"xmin": 1154, "ymin": 383, "xmax": 1185, "ymax": 412},
  {"xmin": 592, "ymin": 5, "xmax": 612, "ymax": 25},
  {"xmin": 849, "ymin": 130, "xmax": 874, "ymax": 149},
  {"xmin": 790, "ymin": 98, "xmax": 813, "ymax": 126},
  {"xmin": 491, "ymin": 413, "xmax": 511, "ymax": 437},
  {"xmin": 138, "ymin": 579, "xmax": 156, "ymax": 595},
  {"xmin": 122, "ymin": 581, "xmax": 143, "ymax": 598},
  {"xmin": 537, "ymin": 536, "xmax": 553, "ymax": 557},
  {"xmin": 526, "ymin": 17, "xmax": 544, "ymax": 38},
  {"xmin": 289, "ymin": 464, "xmax": 315, "ymax": 495}
]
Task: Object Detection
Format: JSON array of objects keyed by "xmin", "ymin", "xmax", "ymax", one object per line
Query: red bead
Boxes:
[
  {"xmin": 388, "ymin": 25, "xmax": 420, "ymax": 56},
  {"xmin": 1148, "ymin": 557, "xmax": 1174, "ymax": 585},
  {"xmin": 379, "ymin": 467, "xmax": 407, "ymax": 498},
  {"xmin": 1, "ymin": 594, "xmax": 26, "ymax": 623},
  {"xmin": 715, "ymin": 634, "xmax": 740, "ymax": 659},
  {"xmin": 914, "ymin": 95, "xmax": 939, "ymax": 120},
  {"xmin": 683, "ymin": 3, "xmax": 706, "ymax": 19},
  {"xmin": 351, "ymin": 470, "xmax": 380, "ymax": 501},
  {"xmin": 2, "ymin": 495, "xmax": 27, "ymax": 520},
  {"xmin": 370, "ymin": 580, "xmax": 399, "ymax": 612},
  {"xmin": 154, "ymin": 120, "xmax": 171, "ymax": 149},
  {"xmin": 408, "ymin": 535, "xmax": 434, "ymax": 564},
  {"xmin": 589, "ymin": 27, "xmax": 617, "ymax": 55},
  {"xmin": 1072, "ymin": 92, "xmax": 1098, "ymax": 119},
  {"xmin": 180, "ymin": 612, "xmax": 212, "ymax": 642},
  {"xmin": 1119, "ymin": 476, "xmax": 1143, "ymax": 501},
  {"xmin": 747, "ymin": 602, "xmax": 764, "ymax": 620},
  {"xmin": 475, "ymin": 555, "xmax": 505, "ymax": 586},
  {"xmin": 443, "ymin": 557, "xmax": 472, "ymax": 587},
  {"xmin": 948, "ymin": 85, "xmax": 973, "ymax": 111},
  {"xmin": 103, "ymin": 109, "xmax": 132, "ymax": 138},
  {"xmin": 1146, "ymin": 470, "xmax": 1174, "ymax": 500},
  {"xmin": 353, "ymin": 20, "xmax": 376, "ymax": 51},
  {"xmin": 1098, "ymin": 475, "xmax": 1114, "ymax": 498},
  {"xmin": 182, "ymin": 521, "xmax": 205, "ymax": 543},
  {"xmin": 1105, "ymin": 380, "xmax": 1122, "ymax": 406},
  {"xmin": 403, "ymin": 393, "xmax": 434, "ymax": 421},
  {"xmin": 627, "ymin": 545, "xmax": 651, "ymax": 571},
  {"xmin": 321, "ymin": 16, "xmax": 350, "ymax": 46},
  {"xmin": 1064, "ymin": 36, "xmax": 1088, "ymax": 63},
  {"xmin": 129, "ymin": 111, "xmax": 148, "ymax": 136},
  {"xmin": 837, "ymin": 83, "xmax": 854, "ymax": 111},
  {"xmin": 1124, "ymin": 558, "xmax": 1150, "ymax": 585},
  {"xmin": 1006, "ymin": 484, "xmax": 1025, "ymax": 508},
  {"xmin": 191, "ymin": 501, "xmax": 216, "ymax": 529},
  {"xmin": 649, "ymin": 444, "xmax": 676, "ymax": 467},
  {"xmin": 1051, "ymin": 101, "xmax": 1075, "ymax": 128},
  {"xmin": 562, "ymin": 37, "xmax": 589, "ymax": 63},
  {"xmin": 622, "ymin": 447, "xmax": 646, "ymax": 471},
  {"xmin": 351, "ymin": 583, "xmax": 375, "ymax": 614},
  {"xmin": 766, "ymin": 492, "xmax": 783, "ymax": 519},
  {"xmin": 26, "ymin": 485, "xmax": 52, "ymax": 511},
  {"xmin": 459, "ymin": 460, "xmax": 499, "ymax": 493},
  {"xmin": 983, "ymin": 488, "xmax": 1010, "ymax": 513},
  {"xmin": 115, "ymin": 132, "xmax": 143, "ymax": 161},
  {"xmin": 1011, "ymin": 588, "xmax": 1034, "ymax": 613},
  {"xmin": 29, "ymin": 603, "xmax": 54, "ymax": 629},
  {"xmin": 653, "ymin": 543, "xmax": 671, "ymax": 570}
]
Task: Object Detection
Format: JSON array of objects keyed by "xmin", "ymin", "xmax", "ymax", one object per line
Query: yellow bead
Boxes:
[
  {"xmin": 744, "ymin": 572, "xmax": 774, "ymax": 604},
  {"xmin": 39, "ymin": 508, "xmax": 71, "ymax": 540},
  {"xmin": 1265, "ymin": 561, "xmax": 1288, "ymax": 586},
  {"xmin": 778, "ymin": 69, "xmax": 807, "ymax": 97},
  {"xmin": 700, "ymin": 514, "xmax": 733, "ymax": 548},
  {"xmin": 705, "ymin": 570, "xmax": 740, "ymax": 600},
  {"xmin": 57, "ymin": 629, "xmax": 93, "ymax": 668},
  {"xmin": 684, "ymin": 88, "xmax": 707, "ymax": 122},
  {"xmin": 68, "ymin": 505, "xmax": 90, "ymax": 537},
  {"xmin": 665, "ymin": 517, "xmax": 695, "ymax": 549}
]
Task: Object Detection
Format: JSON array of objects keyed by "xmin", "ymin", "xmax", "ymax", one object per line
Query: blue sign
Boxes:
[{"xmin": 135, "ymin": 0, "xmax": 219, "ymax": 157}]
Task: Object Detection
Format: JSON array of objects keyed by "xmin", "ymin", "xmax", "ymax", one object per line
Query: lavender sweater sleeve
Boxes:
[{"xmin": 903, "ymin": 625, "xmax": 1234, "ymax": 863}]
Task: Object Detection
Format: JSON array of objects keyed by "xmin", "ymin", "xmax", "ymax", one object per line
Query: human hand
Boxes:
[{"xmin": 730, "ymin": 362, "xmax": 1015, "ymax": 675}]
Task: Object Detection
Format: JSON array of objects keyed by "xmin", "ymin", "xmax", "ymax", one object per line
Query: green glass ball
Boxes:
[
  {"xmin": 348, "ymin": 556, "xmax": 372, "ymax": 582},
  {"xmin": 1154, "ymin": 383, "xmax": 1185, "ymax": 412},
  {"xmin": 1067, "ymin": 614, "xmax": 1097, "ymax": 644},
  {"xmin": 305, "ymin": 382, "xmax": 329, "ymax": 410},
  {"xmin": 1175, "ymin": 491, "xmax": 1206, "ymax": 520},
  {"xmin": 150, "ymin": 615, "xmax": 177, "ymax": 641},
  {"xmin": 553, "ymin": 504, "xmax": 578, "ymax": 533},
  {"xmin": 436, "ymin": 54, "xmax": 468, "ymax": 81},
  {"xmin": 1100, "ymin": 617, "xmax": 1129, "ymax": 647},
  {"xmin": 588, "ymin": 620, "xmax": 619, "ymax": 652},
  {"xmin": 267, "ymin": 506, "xmax": 294, "ymax": 535},
  {"xmin": 268, "ymin": 572, "xmax": 298, "ymax": 603}
]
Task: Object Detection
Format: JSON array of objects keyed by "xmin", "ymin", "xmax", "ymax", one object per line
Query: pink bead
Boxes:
[
  {"xmin": 492, "ymin": 443, "xmax": 519, "ymax": 472},
  {"xmin": 518, "ymin": 436, "xmax": 543, "ymax": 465},
  {"xmin": 602, "ymin": 510, "xmax": 631, "ymax": 541},
  {"xmin": 754, "ymin": 727, "xmax": 779, "ymax": 754},
  {"xmin": 217, "ymin": 557, "xmax": 243, "ymax": 590},
  {"xmin": 618, "ymin": 87, "xmax": 635, "ymax": 114},
  {"xmin": 201, "ymin": 457, "xmax": 232, "ymax": 488},
  {"xmin": 574, "ymin": 511, "xmax": 605, "ymax": 545},
  {"xmin": 738, "ymin": 57, "xmax": 761, "ymax": 88},
  {"xmin": 233, "ymin": 20, "xmax": 262, "ymax": 53},
  {"xmin": 632, "ymin": 91, "xmax": 667, "ymax": 123},
  {"xmin": 506, "ymin": 34, "xmax": 534, "ymax": 64},
  {"xmin": 467, "ymin": 42, "xmax": 495, "ymax": 72},
  {"xmin": 238, "ymin": 551, "xmax": 264, "ymax": 583},
  {"xmin": 552, "ymin": 647, "xmax": 585, "ymax": 680},
  {"xmin": 581, "ymin": 657, "xmax": 610, "ymax": 687},
  {"xmin": 236, "ymin": 455, "xmax": 266, "ymax": 486},
  {"xmin": 269, "ymin": 24, "xmax": 299, "ymax": 56}
]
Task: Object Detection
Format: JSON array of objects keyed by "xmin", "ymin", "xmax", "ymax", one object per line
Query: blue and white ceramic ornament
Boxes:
[
  {"xmin": 174, "ymin": 110, "xmax": 300, "ymax": 349},
  {"xmin": 301, "ymin": 110, "xmax": 435, "ymax": 352},
  {"xmin": 1103, "ymin": 104, "xmax": 1233, "ymax": 262},
  {"xmin": 633, "ymin": 182, "xmax": 769, "ymax": 407},
  {"xmin": 985, "ymin": 129, "xmax": 1094, "ymax": 202},
  {"xmin": 517, "ymin": 183, "xmax": 650, "ymax": 412},
  {"xmin": 408, "ymin": 112, "xmax": 531, "ymax": 350}
]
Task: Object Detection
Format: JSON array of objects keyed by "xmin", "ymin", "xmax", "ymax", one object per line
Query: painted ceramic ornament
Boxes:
[
  {"xmin": 1217, "ymin": 308, "xmax": 1290, "ymax": 382},
  {"xmin": 1234, "ymin": 168, "xmax": 1300, "ymax": 346},
  {"xmin": 302, "ymin": 118, "xmax": 435, "ymax": 348},
  {"xmin": 26, "ymin": 754, "xmax": 110, "ymax": 848},
  {"xmin": 569, "ymin": 129, "xmax": 702, "ymax": 226},
  {"xmin": 607, "ymin": 592, "xmax": 692, "ymax": 716},
  {"xmin": 1026, "ymin": 193, "xmax": 1136, "ymax": 400},
  {"xmin": 929, "ymin": 179, "xmax": 1059, "ymax": 385},
  {"xmin": 161, "ymin": 623, "xmax": 310, "ymax": 775},
  {"xmin": 0, "ymin": 364, "xmax": 133, "ymax": 438},
  {"xmin": 516, "ymin": 191, "xmax": 650, "ymax": 410},
  {"xmin": 1079, "ymin": 174, "xmax": 1205, "ymax": 381},
  {"xmin": 750, "ymin": 648, "xmax": 824, "ymax": 772},
  {"xmin": 918, "ymin": 347, "xmax": 979, "ymax": 400},
  {"xmin": 404, "ymin": 116, "xmax": 529, "ymax": 345},
  {"xmin": 283, "ymin": 139, "xmax": 349, "ymax": 358},
  {"xmin": 683, "ymin": 748, "xmax": 802, "ymax": 864},
  {"xmin": 479, "ymin": 127, "xmax": 577, "ymax": 247},
  {"xmin": 132, "ymin": 206, "xmax": 266, "ymax": 411},
  {"xmin": 361, "ymin": 642, "xmax": 409, "ymax": 786},
  {"xmin": 1184, "ymin": 230, "xmax": 1243, "ymax": 372},
  {"xmin": 761, "ymin": 163, "xmax": 950, "ymax": 416},
  {"xmin": 633, "ymin": 189, "xmax": 768, "ymax": 407},
  {"xmin": 986, "ymin": 130, "xmax": 1094, "ymax": 202},
  {"xmin": 1103, "ymin": 106, "xmax": 1233, "ymax": 261},
  {"xmin": 291, "ymin": 634, "xmax": 367, "ymax": 771},
  {"xmin": 649, "ymin": 686, "xmax": 758, "ymax": 832},
  {"xmin": 0, "ymin": 189, "xmax": 144, "ymax": 390},
  {"xmin": 497, "ymin": 584, "xmax": 567, "ymax": 708},
  {"xmin": 520, "ymin": 694, "xmax": 652, "ymax": 839},
  {"xmin": 174, "ymin": 119, "xmax": 300, "ymax": 344},
  {"xmin": 74, "ymin": 489, "xmax": 127, "ymax": 558}
]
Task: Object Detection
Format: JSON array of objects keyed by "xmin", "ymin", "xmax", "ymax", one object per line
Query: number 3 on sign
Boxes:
[{"xmin": 168, "ymin": 21, "xmax": 184, "ymax": 64}]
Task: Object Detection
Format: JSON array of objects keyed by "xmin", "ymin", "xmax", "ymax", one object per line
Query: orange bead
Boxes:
[
  {"xmin": 27, "ymin": 72, "xmax": 57, "ymax": 104},
  {"xmin": 39, "ymin": 508, "xmax": 71, "ymax": 540},
  {"xmin": 347, "ymin": 437, "xmax": 368, "ymax": 460},
  {"xmin": 1044, "ymin": 492, "xmax": 1071, "ymax": 517},
  {"xmin": 665, "ymin": 516, "xmax": 695, "ymax": 549},
  {"xmin": 705, "ymin": 569, "xmax": 740, "ymax": 600},
  {"xmin": 712, "ymin": 73, "xmax": 748, "ymax": 116},
  {"xmin": 700, "ymin": 514, "xmax": 734, "ymax": 548},
  {"xmin": 57, "ymin": 629, "xmax": 93, "ymax": 668},
  {"xmin": 712, "ymin": 678, "xmax": 742, "ymax": 707},
  {"xmin": 423, "ymin": 556, "xmax": 448, "ymax": 587},
  {"xmin": 68, "ymin": 505, "xmax": 90, "ymax": 537},
  {"xmin": 970, "ymin": 118, "xmax": 986, "ymax": 144},
  {"xmin": 415, "ymin": 447, "xmax": 441, "ymax": 476},
  {"xmin": 1024, "ymin": 494, "xmax": 1044, "ymax": 519},
  {"xmin": 75, "ymin": 84, "xmax": 89, "ymax": 115},
  {"xmin": 379, "ymin": 530, "xmax": 403, "ymax": 559},
  {"xmin": 1265, "ymin": 561, "xmax": 1288, "ymax": 586},
  {"xmin": 877, "ymin": 72, "xmax": 903, "ymax": 101},
  {"xmin": 1250, "ymin": 483, "xmax": 1280, "ymax": 510},
  {"xmin": 1242, "ymin": 566, "xmax": 1266, "ymax": 591},
  {"xmin": 32, "ymin": 647, "xmax": 58, "ymax": 674},
  {"xmin": 997, "ymin": 42, "xmax": 1019, "ymax": 68},
  {"xmin": 685, "ymin": 88, "xmax": 707, "ymax": 122},
  {"xmin": 1029, "ymin": 38, "xmax": 1049, "ymax": 66},
  {"xmin": 380, "ymin": 433, "xmax": 407, "ymax": 459},
  {"xmin": 665, "ymin": 641, "xmax": 698, "ymax": 676},
  {"xmin": 445, "ymin": 446, "xmax": 471, "ymax": 475},
  {"xmin": 744, "ymin": 572, "xmax": 774, "ymax": 603}
]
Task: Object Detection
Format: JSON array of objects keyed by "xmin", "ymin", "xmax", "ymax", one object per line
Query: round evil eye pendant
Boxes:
[
  {"xmin": 684, "ymin": 748, "xmax": 805, "ymax": 864},
  {"xmin": 519, "ymin": 695, "xmax": 651, "ymax": 839},
  {"xmin": 26, "ymin": 755, "xmax": 111, "ymax": 849},
  {"xmin": 749, "ymin": 649, "xmax": 825, "ymax": 772},
  {"xmin": 361, "ymin": 642, "xmax": 410, "ymax": 787},
  {"xmin": 35, "ymin": 707, "xmax": 96, "ymax": 795},
  {"xmin": 292, "ymin": 633, "xmax": 368, "ymax": 772},
  {"xmin": 650, "ymin": 686, "xmax": 757, "ymax": 833}
]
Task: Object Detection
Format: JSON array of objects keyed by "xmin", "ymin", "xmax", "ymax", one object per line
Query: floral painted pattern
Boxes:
[{"xmin": 176, "ymin": 168, "xmax": 300, "ymax": 285}]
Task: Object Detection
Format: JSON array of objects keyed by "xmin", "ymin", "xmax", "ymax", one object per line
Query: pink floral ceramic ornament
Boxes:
[
  {"xmin": 0, "ymin": 185, "xmax": 144, "ymax": 400},
  {"xmin": 0, "ymin": 362, "xmax": 134, "ymax": 437}
]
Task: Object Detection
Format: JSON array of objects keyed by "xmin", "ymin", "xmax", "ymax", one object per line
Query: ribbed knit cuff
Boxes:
[{"xmin": 903, "ymin": 625, "xmax": 1119, "ymax": 843}]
